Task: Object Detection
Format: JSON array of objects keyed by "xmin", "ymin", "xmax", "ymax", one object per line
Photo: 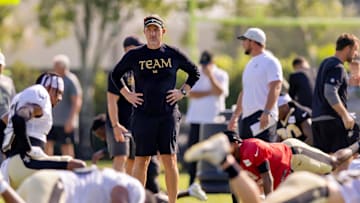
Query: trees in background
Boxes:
[
  {"xmin": 37, "ymin": 0, "xmax": 175, "ymax": 158},
  {"xmin": 3, "ymin": 0, "xmax": 360, "ymax": 158}
]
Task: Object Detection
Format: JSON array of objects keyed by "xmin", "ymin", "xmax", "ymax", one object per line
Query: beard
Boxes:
[{"xmin": 347, "ymin": 54, "xmax": 354, "ymax": 63}]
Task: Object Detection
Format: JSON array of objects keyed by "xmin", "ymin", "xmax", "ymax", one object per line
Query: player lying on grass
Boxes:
[{"xmin": 185, "ymin": 132, "xmax": 360, "ymax": 203}]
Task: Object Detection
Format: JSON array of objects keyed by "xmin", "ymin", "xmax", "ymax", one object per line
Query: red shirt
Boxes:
[{"xmin": 238, "ymin": 138, "xmax": 292, "ymax": 189}]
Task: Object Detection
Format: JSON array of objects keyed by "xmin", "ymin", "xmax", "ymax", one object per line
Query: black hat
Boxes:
[
  {"xmin": 144, "ymin": 14, "xmax": 164, "ymax": 28},
  {"xmin": 223, "ymin": 130, "xmax": 242, "ymax": 143},
  {"xmin": 123, "ymin": 36, "xmax": 143, "ymax": 48},
  {"xmin": 199, "ymin": 50, "xmax": 213, "ymax": 65}
]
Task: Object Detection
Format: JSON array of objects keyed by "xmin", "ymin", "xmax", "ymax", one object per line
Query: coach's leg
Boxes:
[
  {"xmin": 125, "ymin": 158, "xmax": 134, "ymax": 174},
  {"xmin": 61, "ymin": 143, "xmax": 75, "ymax": 157},
  {"xmin": 132, "ymin": 156, "xmax": 151, "ymax": 185},
  {"xmin": 160, "ymin": 154, "xmax": 179, "ymax": 203}
]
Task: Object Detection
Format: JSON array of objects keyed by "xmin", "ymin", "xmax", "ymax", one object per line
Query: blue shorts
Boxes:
[{"xmin": 131, "ymin": 110, "xmax": 181, "ymax": 156}]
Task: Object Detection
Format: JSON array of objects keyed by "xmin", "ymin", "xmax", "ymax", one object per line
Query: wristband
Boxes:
[
  {"xmin": 0, "ymin": 180, "xmax": 9, "ymax": 194},
  {"xmin": 263, "ymin": 109, "xmax": 271, "ymax": 115}
]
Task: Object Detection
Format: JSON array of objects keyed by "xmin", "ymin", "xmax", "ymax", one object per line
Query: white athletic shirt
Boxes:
[
  {"xmin": 328, "ymin": 170, "xmax": 360, "ymax": 203},
  {"xmin": 241, "ymin": 51, "xmax": 283, "ymax": 118},
  {"xmin": 186, "ymin": 65, "xmax": 229, "ymax": 123},
  {"xmin": 60, "ymin": 167, "xmax": 145, "ymax": 203},
  {"xmin": 2, "ymin": 85, "xmax": 52, "ymax": 150}
]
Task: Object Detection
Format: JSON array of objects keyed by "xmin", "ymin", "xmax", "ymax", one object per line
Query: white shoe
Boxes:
[
  {"xmin": 184, "ymin": 133, "xmax": 230, "ymax": 166},
  {"xmin": 188, "ymin": 183, "xmax": 208, "ymax": 201}
]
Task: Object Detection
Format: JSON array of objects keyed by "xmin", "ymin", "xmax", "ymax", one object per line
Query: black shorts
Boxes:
[
  {"xmin": 312, "ymin": 118, "xmax": 357, "ymax": 153},
  {"xmin": 47, "ymin": 126, "xmax": 77, "ymax": 145},
  {"xmin": 131, "ymin": 110, "xmax": 181, "ymax": 156},
  {"xmin": 105, "ymin": 120, "xmax": 133, "ymax": 158},
  {"xmin": 239, "ymin": 110, "xmax": 278, "ymax": 142}
]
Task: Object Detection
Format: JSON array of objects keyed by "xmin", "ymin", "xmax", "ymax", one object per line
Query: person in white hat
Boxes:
[{"xmin": 228, "ymin": 27, "xmax": 283, "ymax": 143}]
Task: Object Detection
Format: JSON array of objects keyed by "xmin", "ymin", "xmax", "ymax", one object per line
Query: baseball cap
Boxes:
[
  {"xmin": 278, "ymin": 93, "xmax": 292, "ymax": 107},
  {"xmin": 144, "ymin": 14, "xmax": 164, "ymax": 28},
  {"xmin": 223, "ymin": 130, "xmax": 242, "ymax": 143},
  {"xmin": 237, "ymin": 27, "xmax": 266, "ymax": 45},
  {"xmin": 123, "ymin": 36, "xmax": 143, "ymax": 48},
  {"xmin": 199, "ymin": 51, "xmax": 213, "ymax": 65},
  {"xmin": 0, "ymin": 52, "xmax": 6, "ymax": 66}
]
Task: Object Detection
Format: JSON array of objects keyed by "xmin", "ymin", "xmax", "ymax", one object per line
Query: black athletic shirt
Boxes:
[
  {"xmin": 110, "ymin": 44, "xmax": 200, "ymax": 115},
  {"xmin": 107, "ymin": 71, "xmax": 133, "ymax": 128},
  {"xmin": 289, "ymin": 69, "xmax": 316, "ymax": 108},
  {"xmin": 312, "ymin": 56, "xmax": 348, "ymax": 118}
]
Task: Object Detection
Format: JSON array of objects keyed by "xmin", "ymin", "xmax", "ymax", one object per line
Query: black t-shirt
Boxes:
[
  {"xmin": 107, "ymin": 72, "xmax": 133, "ymax": 128},
  {"xmin": 312, "ymin": 56, "xmax": 348, "ymax": 118},
  {"xmin": 289, "ymin": 69, "xmax": 316, "ymax": 108},
  {"xmin": 110, "ymin": 44, "xmax": 200, "ymax": 115},
  {"xmin": 277, "ymin": 101, "xmax": 311, "ymax": 141}
]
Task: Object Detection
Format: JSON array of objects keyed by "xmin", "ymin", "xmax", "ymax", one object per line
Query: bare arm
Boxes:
[
  {"xmin": 260, "ymin": 171, "xmax": 274, "ymax": 195},
  {"xmin": 1, "ymin": 113, "xmax": 8, "ymax": 125},
  {"xmin": 65, "ymin": 95, "xmax": 82, "ymax": 133},
  {"xmin": 300, "ymin": 119, "xmax": 313, "ymax": 145},
  {"xmin": 222, "ymin": 155, "xmax": 262, "ymax": 203},
  {"xmin": 0, "ymin": 174, "xmax": 25, "ymax": 203},
  {"xmin": 207, "ymin": 70, "xmax": 224, "ymax": 96},
  {"xmin": 228, "ymin": 91, "xmax": 243, "ymax": 131},
  {"xmin": 260, "ymin": 80, "xmax": 282, "ymax": 129},
  {"xmin": 188, "ymin": 90, "xmax": 212, "ymax": 99},
  {"xmin": 263, "ymin": 80, "xmax": 282, "ymax": 113},
  {"xmin": 332, "ymin": 103, "xmax": 354, "ymax": 129},
  {"xmin": 258, "ymin": 160, "xmax": 274, "ymax": 195},
  {"xmin": 107, "ymin": 92, "xmax": 127, "ymax": 142},
  {"xmin": 2, "ymin": 189, "xmax": 26, "ymax": 203}
]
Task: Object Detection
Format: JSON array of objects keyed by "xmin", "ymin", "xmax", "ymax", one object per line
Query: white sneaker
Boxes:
[
  {"xmin": 188, "ymin": 183, "xmax": 208, "ymax": 201},
  {"xmin": 184, "ymin": 133, "xmax": 230, "ymax": 166}
]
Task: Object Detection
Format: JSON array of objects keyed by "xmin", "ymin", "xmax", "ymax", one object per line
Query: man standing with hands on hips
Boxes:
[
  {"xmin": 228, "ymin": 27, "xmax": 283, "ymax": 142},
  {"xmin": 110, "ymin": 14, "xmax": 200, "ymax": 203}
]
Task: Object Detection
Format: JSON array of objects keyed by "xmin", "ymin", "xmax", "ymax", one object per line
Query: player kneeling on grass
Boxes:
[
  {"xmin": 0, "ymin": 72, "xmax": 86, "ymax": 189},
  {"xmin": 185, "ymin": 132, "xmax": 360, "ymax": 203}
]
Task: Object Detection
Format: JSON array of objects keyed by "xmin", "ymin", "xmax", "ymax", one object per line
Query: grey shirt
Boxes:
[
  {"xmin": 0, "ymin": 74, "xmax": 16, "ymax": 118},
  {"xmin": 52, "ymin": 72, "xmax": 82, "ymax": 127}
]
